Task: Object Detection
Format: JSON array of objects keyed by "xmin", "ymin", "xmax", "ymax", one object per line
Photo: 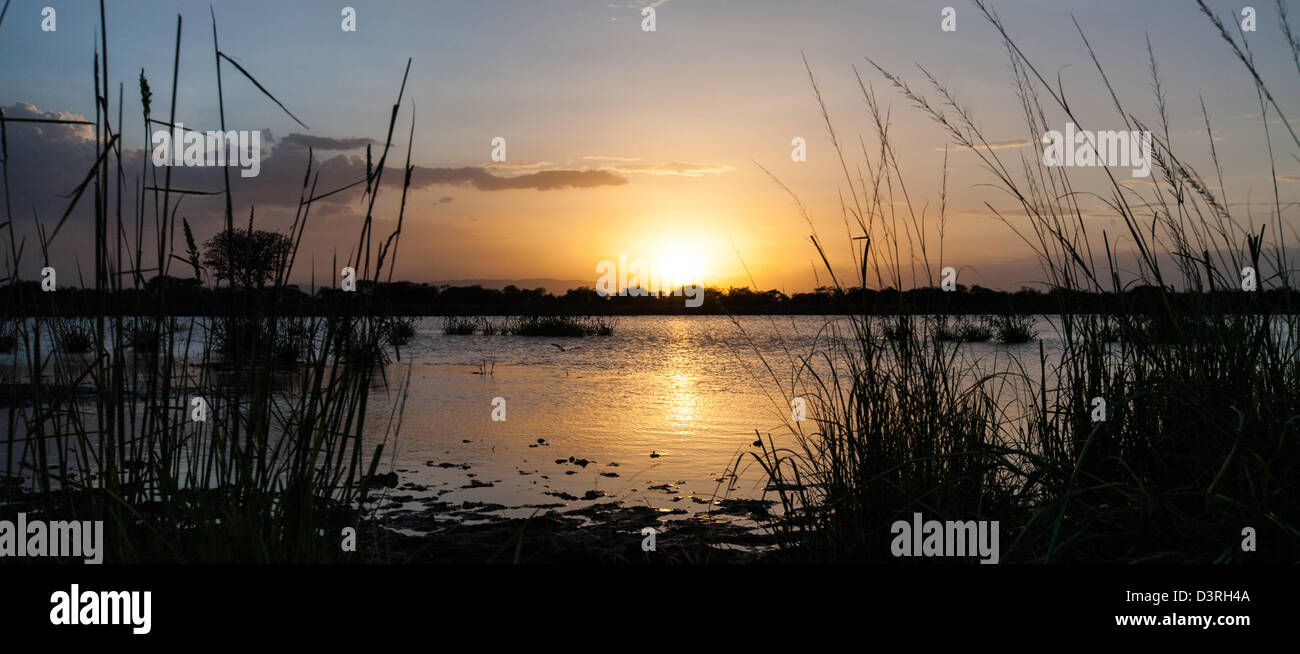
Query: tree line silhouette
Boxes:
[{"xmin": 2, "ymin": 276, "xmax": 1295, "ymax": 317}]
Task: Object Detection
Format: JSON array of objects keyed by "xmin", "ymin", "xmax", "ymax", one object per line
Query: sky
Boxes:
[{"xmin": 2, "ymin": 0, "xmax": 1299, "ymax": 292}]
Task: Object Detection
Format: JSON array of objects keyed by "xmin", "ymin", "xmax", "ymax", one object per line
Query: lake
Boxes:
[
  {"xmin": 352, "ymin": 315, "xmax": 1061, "ymax": 525},
  {"xmin": 0, "ymin": 315, "xmax": 1063, "ymax": 530}
]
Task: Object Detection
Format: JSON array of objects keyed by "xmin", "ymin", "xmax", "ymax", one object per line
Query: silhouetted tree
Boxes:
[{"xmin": 201, "ymin": 227, "xmax": 293, "ymax": 290}]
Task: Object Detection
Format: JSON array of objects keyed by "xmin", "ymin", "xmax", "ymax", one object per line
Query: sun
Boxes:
[{"xmin": 654, "ymin": 243, "xmax": 707, "ymax": 287}]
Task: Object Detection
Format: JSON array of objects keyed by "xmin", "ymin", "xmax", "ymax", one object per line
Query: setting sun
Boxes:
[{"xmin": 654, "ymin": 243, "xmax": 708, "ymax": 287}]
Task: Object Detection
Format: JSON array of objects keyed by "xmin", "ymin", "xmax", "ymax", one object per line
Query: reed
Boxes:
[
  {"xmin": 750, "ymin": 0, "xmax": 1299, "ymax": 562},
  {"xmin": 0, "ymin": 5, "xmax": 418, "ymax": 562}
]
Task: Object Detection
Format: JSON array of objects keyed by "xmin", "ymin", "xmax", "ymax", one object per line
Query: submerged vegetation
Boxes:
[
  {"xmin": 438, "ymin": 315, "xmax": 616, "ymax": 337},
  {"xmin": 442, "ymin": 316, "xmax": 477, "ymax": 335},
  {"xmin": 54, "ymin": 318, "xmax": 96, "ymax": 354},
  {"xmin": 384, "ymin": 316, "xmax": 417, "ymax": 346},
  {"xmin": 504, "ymin": 315, "xmax": 616, "ymax": 337},
  {"xmin": 990, "ymin": 314, "xmax": 1036, "ymax": 344},
  {"xmin": 749, "ymin": 1, "xmax": 1300, "ymax": 563}
]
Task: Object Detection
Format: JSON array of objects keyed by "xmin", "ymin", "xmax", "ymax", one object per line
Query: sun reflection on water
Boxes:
[
  {"xmin": 662, "ymin": 320, "xmax": 703, "ymax": 432},
  {"xmin": 665, "ymin": 369, "xmax": 701, "ymax": 430}
]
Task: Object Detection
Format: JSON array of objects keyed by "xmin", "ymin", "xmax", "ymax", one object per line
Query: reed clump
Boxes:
[
  {"xmin": 752, "ymin": 0, "xmax": 1299, "ymax": 563},
  {"xmin": 384, "ymin": 316, "xmax": 417, "ymax": 346},
  {"xmin": 54, "ymin": 318, "xmax": 95, "ymax": 354},
  {"xmin": 504, "ymin": 315, "xmax": 615, "ymax": 337},
  {"xmin": 442, "ymin": 316, "xmax": 477, "ymax": 335},
  {"xmin": 991, "ymin": 315, "xmax": 1035, "ymax": 344},
  {"xmin": 0, "ymin": 6, "xmax": 418, "ymax": 562}
]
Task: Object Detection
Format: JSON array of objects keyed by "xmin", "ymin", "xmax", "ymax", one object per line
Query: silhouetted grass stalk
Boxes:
[
  {"xmin": 749, "ymin": 0, "xmax": 1299, "ymax": 563},
  {"xmin": 0, "ymin": 6, "xmax": 417, "ymax": 562}
]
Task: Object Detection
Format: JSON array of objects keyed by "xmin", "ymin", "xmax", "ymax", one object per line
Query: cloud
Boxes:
[
  {"xmin": 583, "ymin": 155, "xmax": 641, "ymax": 162},
  {"xmin": 1176, "ymin": 128, "xmax": 1226, "ymax": 143},
  {"xmin": 482, "ymin": 160, "xmax": 559, "ymax": 173},
  {"xmin": 0, "ymin": 103, "xmax": 101, "ymax": 215},
  {"xmin": 949, "ymin": 204, "xmax": 1124, "ymax": 221},
  {"xmin": 0, "ymin": 103, "xmax": 634, "ymax": 285},
  {"xmin": 276, "ymin": 133, "xmax": 375, "ymax": 151},
  {"xmin": 608, "ymin": 0, "xmax": 670, "ymax": 8},
  {"xmin": 1, "ymin": 104, "xmax": 629, "ymax": 217},
  {"xmin": 412, "ymin": 167, "xmax": 628, "ymax": 190},
  {"xmin": 0, "ymin": 102, "xmax": 635, "ymax": 280},
  {"xmin": 2, "ymin": 102, "xmax": 94, "ymax": 142},
  {"xmin": 601, "ymin": 161, "xmax": 733, "ymax": 177},
  {"xmin": 939, "ymin": 139, "xmax": 1032, "ymax": 151},
  {"xmin": 236, "ymin": 151, "xmax": 627, "ymax": 204},
  {"xmin": 1120, "ymin": 177, "xmax": 1157, "ymax": 188}
]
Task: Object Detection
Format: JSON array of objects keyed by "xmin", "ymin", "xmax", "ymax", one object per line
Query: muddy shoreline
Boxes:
[
  {"xmin": 0, "ymin": 473, "xmax": 788, "ymax": 563},
  {"xmin": 365, "ymin": 498, "xmax": 785, "ymax": 564},
  {"xmin": 363, "ymin": 465, "xmax": 785, "ymax": 563}
]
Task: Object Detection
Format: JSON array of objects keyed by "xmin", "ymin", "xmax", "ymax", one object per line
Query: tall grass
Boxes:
[
  {"xmin": 747, "ymin": 70, "xmax": 1019, "ymax": 557},
  {"xmin": 751, "ymin": 0, "xmax": 1300, "ymax": 562},
  {"xmin": 0, "ymin": 5, "xmax": 417, "ymax": 562}
]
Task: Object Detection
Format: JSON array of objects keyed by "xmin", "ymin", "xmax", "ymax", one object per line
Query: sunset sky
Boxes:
[{"xmin": 2, "ymin": 0, "xmax": 1298, "ymax": 292}]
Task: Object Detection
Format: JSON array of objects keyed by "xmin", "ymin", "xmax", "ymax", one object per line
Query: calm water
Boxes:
[
  {"xmin": 0, "ymin": 315, "xmax": 1062, "ymax": 523},
  {"xmin": 354, "ymin": 315, "xmax": 1060, "ymax": 521}
]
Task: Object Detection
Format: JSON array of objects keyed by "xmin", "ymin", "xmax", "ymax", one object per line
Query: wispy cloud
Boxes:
[
  {"xmin": 608, "ymin": 0, "xmax": 671, "ymax": 8},
  {"xmin": 482, "ymin": 160, "xmax": 559, "ymax": 173},
  {"xmin": 0, "ymin": 105, "xmax": 631, "ymax": 227},
  {"xmin": 939, "ymin": 139, "xmax": 1032, "ymax": 151},
  {"xmin": 411, "ymin": 166, "xmax": 628, "ymax": 191},
  {"xmin": 601, "ymin": 161, "xmax": 733, "ymax": 177},
  {"xmin": 583, "ymin": 155, "xmax": 641, "ymax": 162},
  {"xmin": 277, "ymin": 133, "xmax": 375, "ymax": 151}
]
